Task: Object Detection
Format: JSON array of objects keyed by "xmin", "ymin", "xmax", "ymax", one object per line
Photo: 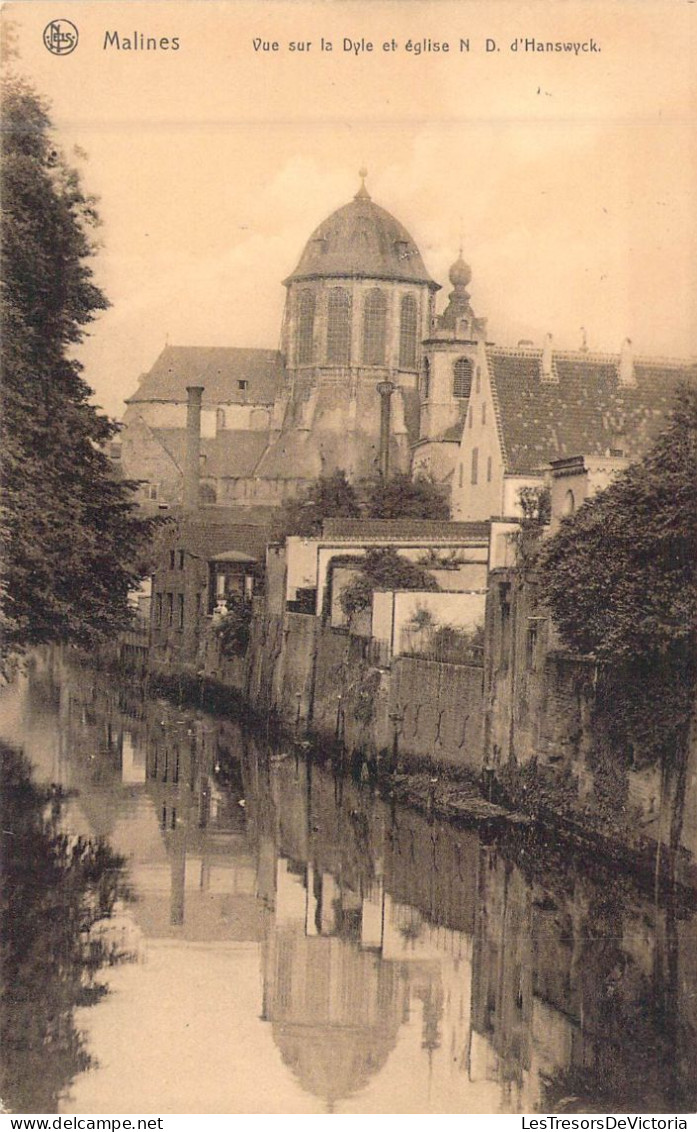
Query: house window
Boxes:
[
  {"xmin": 147, "ymin": 484, "xmax": 158, "ymax": 501},
  {"xmin": 155, "ymin": 593, "xmax": 163, "ymax": 626},
  {"xmin": 453, "ymin": 357, "xmax": 473, "ymax": 399},
  {"xmin": 482, "ymin": 402, "xmax": 487, "ymax": 424},
  {"xmin": 475, "ymin": 366, "xmax": 481, "ymax": 394},
  {"xmin": 471, "ymin": 447, "xmax": 479, "ymax": 485},
  {"xmin": 362, "ymin": 288, "xmax": 387, "ymax": 365},
  {"xmin": 296, "ymin": 290, "xmax": 315, "ymax": 365},
  {"xmin": 237, "ymin": 379, "xmax": 248, "ymax": 391},
  {"xmin": 564, "ymin": 489, "xmax": 575, "ymax": 515},
  {"xmin": 468, "ymin": 405, "xmax": 473, "ymax": 429},
  {"xmin": 458, "ymin": 463, "xmax": 464, "ymax": 489},
  {"xmin": 422, "ymin": 358, "xmax": 430, "ymax": 400},
  {"xmin": 178, "ymin": 550, "xmax": 185, "ymax": 570},
  {"xmin": 169, "ymin": 550, "xmax": 175, "ymax": 570},
  {"xmin": 166, "ymin": 593, "xmax": 174, "ymax": 626},
  {"xmin": 326, "ymin": 287, "xmax": 352, "ymax": 364},
  {"xmin": 487, "ymin": 455, "xmax": 492, "ymax": 483},
  {"xmin": 178, "ymin": 594, "xmax": 185, "ymax": 629},
  {"xmin": 399, "ymin": 294, "xmax": 418, "ymax": 369}
]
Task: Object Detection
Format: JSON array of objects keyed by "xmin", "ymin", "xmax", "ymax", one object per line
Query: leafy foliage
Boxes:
[
  {"xmin": 363, "ymin": 471, "xmax": 449, "ymax": 520},
  {"xmin": 271, "ymin": 470, "xmax": 360, "ymax": 540},
  {"xmin": 0, "ymin": 741, "xmax": 131, "ymax": 1113},
  {"xmin": 214, "ymin": 595, "xmax": 253, "ymax": 657},
  {"xmin": 536, "ymin": 386, "xmax": 697, "ymax": 769},
  {"xmin": 272, "ymin": 469, "xmax": 449, "ymax": 542},
  {"xmin": 0, "ymin": 78, "xmax": 156, "ymax": 661},
  {"xmin": 339, "ymin": 546, "xmax": 439, "ymax": 621},
  {"xmin": 517, "ymin": 484, "xmax": 551, "ymax": 524}
]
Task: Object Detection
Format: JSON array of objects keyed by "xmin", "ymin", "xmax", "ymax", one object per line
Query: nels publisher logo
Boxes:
[{"xmin": 43, "ymin": 19, "xmax": 79, "ymax": 55}]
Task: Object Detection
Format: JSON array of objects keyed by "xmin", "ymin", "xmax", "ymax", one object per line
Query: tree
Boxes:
[
  {"xmin": 535, "ymin": 387, "xmax": 697, "ymax": 851},
  {"xmin": 339, "ymin": 546, "xmax": 439, "ymax": 622},
  {"xmin": 1, "ymin": 78, "xmax": 155, "ymax": 661},
  {"xmin": 271, "ymin": 469, "xmax": 360, "ymax": 540},
  {"xmin": 517, "ymin": 484, "xmax": 551, "ymax": 525},
  {"xmin": 536, "ymin": 387, "xmax": 697, "ymax": 665},
  {"xmin": 363, "ymin": 471, "xmax": 449, "ymax": 519}
]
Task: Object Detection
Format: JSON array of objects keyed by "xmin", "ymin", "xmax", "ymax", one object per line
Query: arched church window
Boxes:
[
  {"xmin": 362, "ymin": 289, "xmax": 387, "ymax": 365},
  {"xmin": 326, "ymin": 288, "xmax": 352, "ymax": 364},
  {"xmin": 296, "ymin": 290, "xmax": 315, "ymax": 365},
  {"xmin": 453, "ymin": 357, "xmax": 473, "ymax": 399},
  {"xmin": 399, "ymin": 294, "xmax": 418, "ymax": 369},
  {"xmin": 422, "ymin": 358, "xmax": 430, "ymax": 400}
]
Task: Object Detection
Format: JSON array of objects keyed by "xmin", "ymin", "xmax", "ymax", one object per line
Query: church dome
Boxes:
[{"xmin": 284, "ymin": 177, "xmax": 438, "ymax": 290}]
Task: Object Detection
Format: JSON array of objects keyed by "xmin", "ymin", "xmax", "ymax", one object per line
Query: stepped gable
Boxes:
[
  {"xmin": 487, "ymin": 346, "xmax": 697, "ymax": 473},
  {"xmin": 127, "ymin": 345, "xmax": 285, "ymax": 405},
  {"xmin": 284, "ymin": 183, "xmax": 438, "ymax": 289}
]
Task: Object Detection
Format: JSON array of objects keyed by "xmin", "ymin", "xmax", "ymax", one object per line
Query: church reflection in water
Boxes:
[{"xmin": 12, "ymin": 652, "xmax": 697, "ymax": 1114}]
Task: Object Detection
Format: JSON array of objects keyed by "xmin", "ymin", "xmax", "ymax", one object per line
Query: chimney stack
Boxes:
[
  {"xmin": 619, "ymin": 338, "xmax": 636, "ymax": 387},
  {"xmin": 183, "ymin": 385, "xmax": 204, "ymax": 513},
  {"xmin": 541, "ymin": 333, "xmax": 556, "ymax": 382}
]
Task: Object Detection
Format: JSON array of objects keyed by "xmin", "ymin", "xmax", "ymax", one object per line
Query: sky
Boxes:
[{"xmin": 5, "ymin": 0, "xmax": 697, "ymax": 419}]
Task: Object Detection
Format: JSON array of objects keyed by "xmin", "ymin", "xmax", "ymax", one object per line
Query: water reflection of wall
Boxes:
[
  {"xmin": 249, "ymin": 738, "xmax": 697, "ymax": 1113},
  {"xmin": 3, "ymin": 655, "xmax": 695, "ymax": 1115},
  {"xmin": 139, "ymin": 705, "xmax": 264, "ymax": 941}
]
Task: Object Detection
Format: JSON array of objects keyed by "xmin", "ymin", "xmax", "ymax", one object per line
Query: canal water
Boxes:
[{"xmin": 1, "ymin": 651, "xmax": 696, "ymax": 1116}]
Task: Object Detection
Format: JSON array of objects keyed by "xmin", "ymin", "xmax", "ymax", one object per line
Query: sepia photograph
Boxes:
[{"xmin": 1, "ymin": 0, "xmax": 696, "ymax": 1119}]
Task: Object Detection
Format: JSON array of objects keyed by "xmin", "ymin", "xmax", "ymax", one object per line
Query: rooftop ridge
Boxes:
[{"xmin": 487, "ymin": 344, "xmax": 696, "ymax": 367}]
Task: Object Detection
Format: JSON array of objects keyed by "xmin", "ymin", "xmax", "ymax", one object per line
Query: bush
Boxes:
[{"xmin": 214, "ymin": 596, "xmax": 252, "ymax": 657}]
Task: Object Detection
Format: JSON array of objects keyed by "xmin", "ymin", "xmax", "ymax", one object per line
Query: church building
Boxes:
[{"xmin": 119, "ymin": 174, "xmax": 696, "ymax": 519}]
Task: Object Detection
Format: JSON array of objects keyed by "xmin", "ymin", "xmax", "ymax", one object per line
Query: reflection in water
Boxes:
[
  {"xmin": 0, "ymin": 741, "xmax": 132, "ymax": 1114},
  {"xmin": 0, "ymin": 649, "xmax": 695, "ymax": 1114}
]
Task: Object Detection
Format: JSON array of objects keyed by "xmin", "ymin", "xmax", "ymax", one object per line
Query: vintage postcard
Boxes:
[{"xmin": 1, "ymin": 0, "xmax": 696, "ymax": 1121}]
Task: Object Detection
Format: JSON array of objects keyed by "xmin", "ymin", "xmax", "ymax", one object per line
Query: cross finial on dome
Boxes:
[{"xmin": 355, "ymin": 166, "xmax": 371, "ymax": 200}]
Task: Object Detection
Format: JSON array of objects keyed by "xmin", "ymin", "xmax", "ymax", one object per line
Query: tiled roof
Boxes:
[
  {"xmin": 284, "ymin": 194, "xmax": 438, "ymax": 289},
  {"xmin": 127, "ymin": 346, "xmax": 285, "ymax": 405},
  {"xmin": 254, "ymin": 431, "xmax": 325, "ymax": 480},
  {"xmin": 321, "ymin": 519, "xmax": 490, "ymax": 541},
  {"xmin": 206, "ymin": 432, "xmax": 270, "ymax": 479},
  {"xmin": 150, "ymin": 429, "xmax": 270, "ymax": 479},
  {"xmin": 486, "ymin": 347, "xmax": 697, "ymax": 473},
  {"xmin": 163, "ymin": 518, "xmax": 270, "ymax": 562}
]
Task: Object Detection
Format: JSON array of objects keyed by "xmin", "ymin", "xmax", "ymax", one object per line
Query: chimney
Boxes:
[
  {"xmin": 183, "ymin": 385, "xmax": 204, "ymax": 512},
  {"xmin": 618, "ymin": 337, "xmax": 636, "ymax": 387},
  {"xmin": 541, "ymin": 333, "xmax": 556, "ymax": 382}
]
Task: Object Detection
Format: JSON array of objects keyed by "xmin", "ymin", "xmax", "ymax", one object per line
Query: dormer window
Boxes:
[{"xmin": 237, "ymin": 379, "xmax": 248, "ymax": 391}]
